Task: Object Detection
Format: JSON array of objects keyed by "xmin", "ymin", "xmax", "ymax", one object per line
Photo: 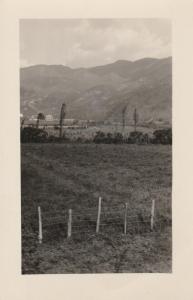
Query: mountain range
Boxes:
[{"xmin": 20, "ymin": 57, "xmax": 172, "ymax": 124}]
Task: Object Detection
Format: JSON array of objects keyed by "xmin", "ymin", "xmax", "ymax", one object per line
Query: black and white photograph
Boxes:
[{"xmin": 20, "ymin": 18, "xmax": 172, "ymax": 274}]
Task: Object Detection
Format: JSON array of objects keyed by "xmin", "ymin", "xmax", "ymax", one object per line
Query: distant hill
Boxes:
[{"xmin": 20, "ymin": 57, "xmax": 172, "ymax": 124}]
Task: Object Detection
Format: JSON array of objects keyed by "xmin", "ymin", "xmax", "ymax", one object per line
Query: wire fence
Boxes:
[{"xmin": 22, "ymin": 196, "xmax": 172, "ymax": 244}]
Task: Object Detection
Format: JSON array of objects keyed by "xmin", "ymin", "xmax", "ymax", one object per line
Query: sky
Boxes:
[{"xmin": 20, "ymin": 19, "xmax": 171, "ymax": 68}]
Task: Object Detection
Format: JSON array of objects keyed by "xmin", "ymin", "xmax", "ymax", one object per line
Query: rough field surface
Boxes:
[{"xmin": 21, "ymin": 143, "xmax": 172, "ymax": 273}]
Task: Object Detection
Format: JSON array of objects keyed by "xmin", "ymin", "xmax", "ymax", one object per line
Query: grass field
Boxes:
[{"xmin": 21, "ymin": 143, "xmax": 172, "ymax": 273}]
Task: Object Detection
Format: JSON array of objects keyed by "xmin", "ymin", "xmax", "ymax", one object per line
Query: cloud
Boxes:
[
  {"xmin": 20, "ymin": 58, "xmax": 30, "ymax": 68},
  {"xmin": 20, "ymin": 19, "xmax": 171, "ymax": 68}
]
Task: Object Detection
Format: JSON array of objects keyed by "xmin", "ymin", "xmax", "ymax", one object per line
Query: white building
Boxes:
[
  {"xmin": 45, "ymin": 114, "xmax": 54, "ymax": 121},
  {"xmin": 29, "ymin": 115, "xmax": 37, "ymax": 121}
]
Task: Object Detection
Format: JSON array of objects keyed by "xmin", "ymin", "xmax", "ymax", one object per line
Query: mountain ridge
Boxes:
[
  {"xmin": 20, "ymin": 57, "xmax": 172, "ymax": 123},
  {"xmin": 21, "ymin": 56, "xmax": 171, "ymax": 71}
]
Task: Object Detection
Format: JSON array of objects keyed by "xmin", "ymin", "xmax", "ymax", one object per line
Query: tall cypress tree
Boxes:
[
  {"xmin": 133, "ymin": 108, "xmax": 139, "ymax": 132},
  {"xmin": 36, "ymin": 113, "xmax": 45, "ymax": 129},
  {"xmin": 122, "ymin": 106, "xmax": 127, "ymax": 132},
  {"xmin": 59, "ymin": 103, "xmax": 66, "ymax": 138}
]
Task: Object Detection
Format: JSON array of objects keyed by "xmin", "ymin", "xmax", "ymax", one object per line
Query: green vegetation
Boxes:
[
  {"xmin": 21, "ymin": 127, "xmax": 48, "ymax": 143},
  {"xmin": 21, "ymin": 127, "xmax": 172, "ymax": 144},
  {"xmin": 22, "ymin": 143, "xmax": 172, "ymax": 273},
  {"xmin": 36, "ymin": 112, "xmax": 45, "ymax": 129}
]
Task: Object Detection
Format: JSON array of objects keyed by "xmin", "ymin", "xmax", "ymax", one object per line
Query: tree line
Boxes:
[
  {"xmin": 20, "ymin": 127, "xmax": 172, "ymax": 145},
  {"xmin": 21, "ymin": 104, "xmax": 171, "ymax": 145}
]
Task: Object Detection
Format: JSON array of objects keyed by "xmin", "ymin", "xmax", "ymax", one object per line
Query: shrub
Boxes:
[
  {"xmin": 153, "ymin": 128, "xmax": 172, "ymax": 144},
  {"xmin": 113, "ymin": 132, "xmax": 123, "ymax": 144},
  {"xmin": 93, "ymin": 131, "xmax": 106, "ymax": 143},
  {"xmin": 93, "ymin": 131, "xmax": 124, "ymax": 144},
  {"xmin": 128, "ymin": 131, "xmax": 143, "ymax": 144},
  {"xmin": 21, "ymin": 127, "xmax": 48, "ymax": 143}
]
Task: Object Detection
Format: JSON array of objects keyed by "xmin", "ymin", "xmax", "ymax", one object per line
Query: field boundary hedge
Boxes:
[{"xmin": 21, "ymin": 127, "xmax": 172, "ymax": 145}]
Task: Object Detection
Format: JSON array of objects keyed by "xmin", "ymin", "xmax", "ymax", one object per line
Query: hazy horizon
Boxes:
[{"xmin": 20, "ymin": 55, "xmax": 172, "ymax": 69}]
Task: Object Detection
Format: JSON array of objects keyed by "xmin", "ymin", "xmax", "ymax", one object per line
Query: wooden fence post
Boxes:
[
  {"xmin": 150, "ymin": 199, "xmax": 155, "ymax": 231},
  {"xmin": 124, "ymin": 203, "xmax": 128, "ymax": 235},
  {"xmin": 38, "ymin": 206, "xmax": 43, "ymax": 244},
  {"xmin": 67, "ymin": 209, "xmax": 72, "ymax": 238},
  {"xmin": 96, "ymin": 197, "xmax": 102, "ymax": 233}
]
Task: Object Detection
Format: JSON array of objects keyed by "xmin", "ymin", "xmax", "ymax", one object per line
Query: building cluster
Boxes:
[{"xmin": 22, "ymin": 114, "xmax": 96, "ymax": 129}]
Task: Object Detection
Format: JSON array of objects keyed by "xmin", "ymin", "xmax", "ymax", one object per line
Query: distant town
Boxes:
[
  {"xmin": 20, "ymin": 106, "xmax": 171, "ymax": 145},
  {"xmin": 21, "ymin": 112, "xmax": 170, "ymax": 129}
]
